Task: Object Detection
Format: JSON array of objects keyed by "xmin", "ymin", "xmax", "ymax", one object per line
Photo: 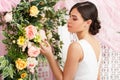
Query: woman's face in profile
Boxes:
[{"xmin": 67, "ymin": 8, "xmax": 86, "ymax": 33}]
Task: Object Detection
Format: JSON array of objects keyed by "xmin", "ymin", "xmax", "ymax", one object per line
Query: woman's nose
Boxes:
[{"xmin": 67, "ymin": 18, "xmax": 71, "ymax": 24}]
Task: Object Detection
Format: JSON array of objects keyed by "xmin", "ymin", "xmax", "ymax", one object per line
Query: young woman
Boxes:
[{"xmin": 40, "ymin": 1, "xmax": 101, "ymax": 80}]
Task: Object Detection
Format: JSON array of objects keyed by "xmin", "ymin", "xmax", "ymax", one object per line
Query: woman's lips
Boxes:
[{"xmin": 67, "ymin": 25, "xmax": 72, "ymax": 28}]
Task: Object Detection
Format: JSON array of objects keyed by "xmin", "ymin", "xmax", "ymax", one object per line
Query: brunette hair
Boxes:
[{"xmin": 69, "ymin": 1, "xmax": 101, "ymax": 35}]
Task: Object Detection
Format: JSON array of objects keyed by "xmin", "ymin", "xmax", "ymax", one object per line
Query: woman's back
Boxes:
[{"xmin": 74, "ymin": 39, "xmax": 100, "ymax": 80}]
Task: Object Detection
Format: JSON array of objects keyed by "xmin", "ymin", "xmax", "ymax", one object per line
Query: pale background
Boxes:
[{"xmin": 0, "ymin": 0, "xmax": 120, "ymax": 80}]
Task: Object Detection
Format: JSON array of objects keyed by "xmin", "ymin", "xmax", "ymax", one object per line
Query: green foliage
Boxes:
[{"xmin": 0, "ymin": 0, "xmax": 66, "ymax": 80}]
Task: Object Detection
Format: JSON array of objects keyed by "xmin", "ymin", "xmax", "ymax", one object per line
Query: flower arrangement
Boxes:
[{"xmin": 0, "ymin": 0, "xmax": 66, "ymax": 80}]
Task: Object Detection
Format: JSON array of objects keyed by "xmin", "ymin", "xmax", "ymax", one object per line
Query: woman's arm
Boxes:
[
  {"xmin": 40, "ymin": 41, "xmax": 83, "ymax": 80},
  {"xmin": 63, "ymin": 42, "xmax": 83, "ymax": 80},
  {"xmin": 40, "ymin": 41, "xmax": 63, "ymax": 80},
  {"xmin": 46, "ymin": 53, "xmax": 63, "ymax": 80},
  {"xmin": 97, "ymin": 68, "xmax": 100, "ymax": 80}
]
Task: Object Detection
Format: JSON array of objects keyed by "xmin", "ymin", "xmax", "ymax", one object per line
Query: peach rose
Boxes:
[
  {"xmin": 28, "ymin": 46, "xmax": 40, "ymax": 57},
  {"xmin": 21, "ymin": 72, "xmax": 27, "ymax": 78},
  {"xmin": 25, "ymin": 25, "xmax": 37, "ymax": 40},
  {"xmin": 15, "ymin": 58, "xmax": 27, "ymax": 70}
]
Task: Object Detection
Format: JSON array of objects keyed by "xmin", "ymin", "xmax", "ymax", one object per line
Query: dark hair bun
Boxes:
[
  {"xmin": 70, "ymin": 1, "xmax": 101, "ymax": 35},
  {"xmin": 89, "ymin": 19, "xmax": 101, "ymax": 35}
]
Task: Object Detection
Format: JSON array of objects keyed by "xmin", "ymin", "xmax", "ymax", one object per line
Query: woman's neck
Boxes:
[{"xmin": 76, "ymin": 31, "xmax": 92, "ymax": 40}]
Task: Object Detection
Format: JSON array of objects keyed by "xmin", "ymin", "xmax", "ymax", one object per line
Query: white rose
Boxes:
[
  {"xmin": 4, "ymin": 12, "xmax": 12, "ymax": 22},
  {"xmin": 27, "ymin": 57, "xmax": 38, "ymax": 69},
  {"xmin": 47, "ymin": 31, "xmax": 53, "ymax": 39}
]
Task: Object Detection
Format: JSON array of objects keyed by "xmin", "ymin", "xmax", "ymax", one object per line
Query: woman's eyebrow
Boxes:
[{"xmin": 71, "ymin": 15, "xmax": 77, "ymax": 18}]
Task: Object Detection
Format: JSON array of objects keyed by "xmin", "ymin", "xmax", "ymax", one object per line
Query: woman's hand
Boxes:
[
  {"xmin": 40, "ymin": 40, "xmax": 53, "ymax": 57},
  {"xmin": 40, "ymin": 40, "xmax": 63, "ymax": 80}
]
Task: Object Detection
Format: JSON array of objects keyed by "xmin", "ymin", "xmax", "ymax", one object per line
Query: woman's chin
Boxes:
[
  {"xmin": 68, "ymin": 29, "xmax": 74, "ymax": 33},
  {"xmin": 67, "ymin": 28, "xmax": 71, "ymax": 32}
]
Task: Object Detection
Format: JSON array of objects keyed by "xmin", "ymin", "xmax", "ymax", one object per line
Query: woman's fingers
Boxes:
[
  {"xmin": 40, "ymin": 48, "xmax": 45, "ymax": 54},
  {"xmin": 39, "ymin": 40, "xmax": 53, "ymax": 57},
  {"xmin": 42, "ymin": 40, "xmax": 50, "ymax": 47},
  {"xmin": 40, "ymin": 40, "xmax": 49, "ymax": 48},
  {"xmin": 39, "ymin": 40, "xmax": 51, "ymax": 53}
]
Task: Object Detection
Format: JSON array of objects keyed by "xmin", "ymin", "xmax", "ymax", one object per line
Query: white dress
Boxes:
[{"xmin": 74, "ymin": 39, "xmax": 100, "ymax": 80}]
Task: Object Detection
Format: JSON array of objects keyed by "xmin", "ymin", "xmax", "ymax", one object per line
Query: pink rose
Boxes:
[
  {"xmin": 28, "ymin": 46, "xmax": 40, "ymax": 57},
  {"xmin": 25, "ymin": 25, "xmax": 37, "ymax": 40}
]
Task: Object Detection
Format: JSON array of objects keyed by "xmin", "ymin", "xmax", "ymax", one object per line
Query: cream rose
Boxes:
[
  {"xmin": 27, "ymin": 57, "xmax": 38, "ymax": 74},
  {"xmin": 29, "ymin": 6, "xmax": 39, "ymax": 17},
  {"xmin": 4, "ymin": 12, "xmax": 12, "ymax": 22}
]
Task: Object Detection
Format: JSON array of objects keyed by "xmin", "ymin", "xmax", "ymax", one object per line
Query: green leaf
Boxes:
[
  {"xmin": 8, "ymin": 64, "xmax": 14, "ymax": 78},
  {"xmin": 2, "ymin": 31, "xmax": 8, "ymax": 38},
  {"xmin": 48, "ymin": 2, "xmax": 56, "ymax": 7},
  {"xmin": 0, "ymin": 60, "xmax": 8, "ymax": 70},
  {"xmin": 2, "ymin": 39, "xmax": 9, "ymax": 44},
  {"xmin": 2, "ymin": 67, "xmax": 10, "ymax": 78},
  {"xmin": 0, "ymin": 56, "xmax": 5, "ymax": 62},
  {"xmin": 17, "ymin": 24, "xmax": 24, "ymax": 33}
]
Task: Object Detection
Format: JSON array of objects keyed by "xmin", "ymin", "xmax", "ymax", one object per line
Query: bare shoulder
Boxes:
[
  {"xmin": 63, "ymin": 42, "xmax": 84, "ymax": 79},
  {"xmin": 68, "ymin": 42, "xmax": 82, "ymax": 52},
  {"xmin": 67, "ymin": 42, "xmax": 83, "ymax": 61},
  {"xmin": 69, "ymin": 41, "xmax": 81, "ymax": 48}
]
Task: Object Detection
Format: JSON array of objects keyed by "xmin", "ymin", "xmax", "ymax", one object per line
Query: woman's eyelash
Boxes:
[{"xmin": 73, "ymin": 18, "xmax": 77, "ymax": 20}]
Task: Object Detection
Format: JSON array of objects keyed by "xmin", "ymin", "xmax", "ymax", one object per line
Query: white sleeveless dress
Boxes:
[{"xmin": 74, "ymin": 39, "xmax": 101, "ymax": 80}]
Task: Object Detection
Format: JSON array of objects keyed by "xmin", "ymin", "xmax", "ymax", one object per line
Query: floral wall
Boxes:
[{"xmin": 0, "ymin": 0, "xmax": 66, "ymax": 80}]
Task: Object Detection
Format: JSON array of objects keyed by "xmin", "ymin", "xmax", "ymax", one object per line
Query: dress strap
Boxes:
[{"xmin": 78, "ymin": 39, "xmax": 98, "ymax": 63}]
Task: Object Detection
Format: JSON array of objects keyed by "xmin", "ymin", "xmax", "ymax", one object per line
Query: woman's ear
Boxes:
[
  {"xmin": 86, "ymin": 19, "xmax": 92, "ymax": 25},
  {"xmin": 84, "ymin": 19, "xmax": 92, "ymax": 28}
]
